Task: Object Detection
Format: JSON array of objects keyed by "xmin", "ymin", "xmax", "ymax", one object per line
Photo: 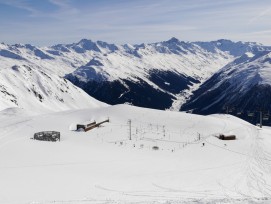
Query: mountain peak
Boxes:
[
  {"xmin": 216, "ymin": 39, "xmax": 233, "ymax": 43},
  {"xmin": 79, "ymin": 38, "xmax": 93, "ymax": 44},
  {"xmin": 166, "ymin": 37, "xmax": 180, "ymax": 44},
  {"xmin": 75, "ymin": 39, "xmax": 101, "ymax": 52}
]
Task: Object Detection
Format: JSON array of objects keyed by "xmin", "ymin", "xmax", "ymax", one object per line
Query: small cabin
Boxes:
[
  {"xmin": 219, "ymin": 134, "xmax": 236, "ymax": 140},
  {"xmin": 152, "ymin": 146, "xmax": 159, "ymax": 150},
  {"xmin": 76, "ymin": 119, "xmax": 109, "ymax": 132},
  {"xmin": 77, "ymin": 121, "xmax": 96, "ymax": 131},
  {"xmin": 33, "ymin": 131, "xmax": 60, "ymax": 142}
]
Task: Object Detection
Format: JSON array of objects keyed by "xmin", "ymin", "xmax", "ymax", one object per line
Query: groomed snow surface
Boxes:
[{"xmin": 1, "ymin": 105, "xmax": 271, "ymax": 204}]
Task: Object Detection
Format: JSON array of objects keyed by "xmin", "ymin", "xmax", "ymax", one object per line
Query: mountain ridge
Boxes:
[{"xmin": 0, "ymin": 38, "xmax": 270, "ymax": 113}]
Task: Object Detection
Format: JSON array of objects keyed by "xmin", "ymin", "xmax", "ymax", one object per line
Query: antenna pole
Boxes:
[
  {"xmin": 128, "ymin": 119, "xmax": 132, "ymax": 140},
  {"xmin": 260, "ymin": 111, "xmax": 262, "ymax": 128}
]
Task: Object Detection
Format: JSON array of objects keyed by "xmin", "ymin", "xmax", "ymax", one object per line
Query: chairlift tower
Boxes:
[
  {"xmin": 256, "ymin": 109, "xmax": 269, "ymax": 128},
  {"xmin": 259, "ymin": 111, "xmax": 263, "ymax": 128},
  {"xmin": 224, "ymin": 105, "xmax": 234, "ymax": 114}
]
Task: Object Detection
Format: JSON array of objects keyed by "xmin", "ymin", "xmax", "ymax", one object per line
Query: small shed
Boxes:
[
  {"xmin": 76, "ymin": 119, "xmax": 109, "ymax": 132},
  {"xmin": 219, "ymin": 134, "xmax": 236, "ymax": 140},
  {"xmin": 77, "ymin": 121, "xmax": 96, "ymax": 131},
  {"xmin": 33, "ymin": 131, "xmax": 60, "ymax": 142}
]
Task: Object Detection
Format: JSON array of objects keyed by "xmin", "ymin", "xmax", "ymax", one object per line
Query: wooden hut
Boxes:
[
  {"xmin": 219, "ymin": 134, "xmax": 236, "ymax": 140},
  {"xmin": 76, "ymin": 119, "xmax": 109, "ymax": 132},
  {"xmin": 76, "ymin": 121, "xmax": 96, "ymax": 131}
]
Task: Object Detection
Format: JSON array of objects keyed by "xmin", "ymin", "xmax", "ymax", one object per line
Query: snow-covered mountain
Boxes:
[
  {"xmin": 0, "ymin": 43, "xmax": 105, "ymax": 113},
  {"xmin": 181, "ymin": 50, "xmax": 271, "ymax": 124},
  {"xmin": 66, "ymin": 38, "xmax": 268, "ymax": 109},
  {"xmin": 56, "ymin": 39, "xmax": 269, "ymax": 109},
  {"xmin": 194, "ymin": 39, "xmax": 267, "ymax": 57},
  {"xmin": 0, "ymin": 38, "xmax": 270, "ymax": 112}
]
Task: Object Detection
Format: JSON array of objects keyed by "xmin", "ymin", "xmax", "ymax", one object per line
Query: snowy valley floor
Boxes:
[{"xmin": 1, "ymin": 105, "xmax": 271, "ymax": 204}]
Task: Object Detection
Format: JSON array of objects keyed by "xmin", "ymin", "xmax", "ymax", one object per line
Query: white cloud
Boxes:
[
  {"xmin": 0, "ymin": 0, "xmax": 270, "ymax": 46},
  {"xmin": 248, "ymin": 7, "xmax": 271, "ymax": 25},
  {"xmin": 0, "ymin": 0, "xmax": 40, "ymax": 16},
  {"xmin": 48, "ymin": 0, "xmax": 79, "ymax": 16}
]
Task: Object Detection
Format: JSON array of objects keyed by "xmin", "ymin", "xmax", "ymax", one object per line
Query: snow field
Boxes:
[{"xmin": 0, "ymin": 105, "xmax": 271, "ymax": 203}]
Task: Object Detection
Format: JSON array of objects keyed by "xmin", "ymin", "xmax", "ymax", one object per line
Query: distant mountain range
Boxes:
[
  {"xmin": 0, "ymin": 38, "xmax": 271, "ymax": 123},
  {"xmin": 63, "ymin": 38, "xmax": 269, "ymax": 110}
]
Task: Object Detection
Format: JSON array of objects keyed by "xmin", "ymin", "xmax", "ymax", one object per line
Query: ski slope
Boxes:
[{"xmin": 0, "ymin": 105, "xmax": 271, "ymax": 204}]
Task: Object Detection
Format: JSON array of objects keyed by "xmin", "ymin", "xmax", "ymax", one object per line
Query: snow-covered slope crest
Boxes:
[
  {"xmin": 0, "ymin": 61, "xmax": 105, "ymax": 113},
  {"xmin": 181, "ymin": 50, "xmax": 271, "ymax": 117},
  {"xmin": 1, "ymin": 104, "xmax": 271, "ymax": 203}
]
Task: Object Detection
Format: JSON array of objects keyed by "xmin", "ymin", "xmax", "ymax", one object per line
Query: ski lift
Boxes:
[
  {"xmin": 234, "ymin": 109, "xmax": 242, "ymax": 115},
  {"xmin": 247, "ymin": 111, "xmax": 254, "ymax": 117},
  {"xmin": 223, "ymin": 106, "xmax": 235, "ymax": 114},
  {"xmin": 263, "ymin": 112, "xmax": 269, "ymax": 121},
  {"xmin": 263, "ymin": 116, "xmax": 269, "ymax": 121}
]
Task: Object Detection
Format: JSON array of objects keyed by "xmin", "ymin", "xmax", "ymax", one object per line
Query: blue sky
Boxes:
[{"xmin": 0, "ymin": 0, "xmax": 270, "ymax": 46}]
